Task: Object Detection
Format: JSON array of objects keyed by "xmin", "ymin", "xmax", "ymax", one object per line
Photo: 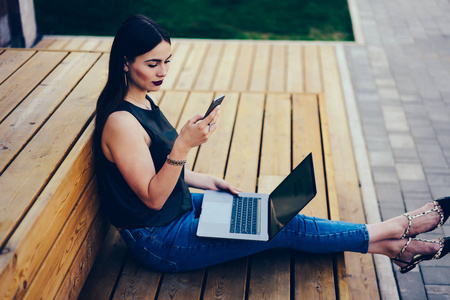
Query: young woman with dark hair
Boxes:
[{"xmin": 94, "ymin": 15, "xmax": 450, "ymax": 274}]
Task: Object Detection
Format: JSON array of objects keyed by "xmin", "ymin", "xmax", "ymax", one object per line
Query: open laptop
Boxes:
[{"xmin": 197, "ymin": 153, "xmax": 317, "ymax": 241}]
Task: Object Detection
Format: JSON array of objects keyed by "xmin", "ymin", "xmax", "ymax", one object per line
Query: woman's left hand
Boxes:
[{"xmin": 211, "ymin": 178, "xmax": 242, "ymax": 195}]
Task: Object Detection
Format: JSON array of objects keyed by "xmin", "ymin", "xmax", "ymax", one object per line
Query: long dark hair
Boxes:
[{"xmin": 94, "ymin": 15, "xmax": 171, "ymax": 165}]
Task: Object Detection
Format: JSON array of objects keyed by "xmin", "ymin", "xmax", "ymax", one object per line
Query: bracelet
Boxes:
[{"xmin": 166, "ymin": 155, "xmax": 187, "ymax": 166}]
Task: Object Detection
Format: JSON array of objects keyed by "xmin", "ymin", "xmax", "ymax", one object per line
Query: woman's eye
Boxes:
[
  {"xmin": 165, "ymin": 60, "xmax": 171, "ymax": 64},
  {"xmin": 148, "ymin": 64, "xmax": 157, "ymax": 68}
]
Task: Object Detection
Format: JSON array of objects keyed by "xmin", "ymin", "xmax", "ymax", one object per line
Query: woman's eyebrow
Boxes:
[{"xmin": 145, "ymin": 54, "xmax": 172, "ymax": 63}]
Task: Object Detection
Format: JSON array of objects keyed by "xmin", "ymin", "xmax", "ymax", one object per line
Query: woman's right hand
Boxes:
[{"xmin": 175, "ymin": 106, "xmax": 220, "ymax": 151}]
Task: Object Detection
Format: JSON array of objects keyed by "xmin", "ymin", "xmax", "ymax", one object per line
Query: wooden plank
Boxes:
[
  {"xmin": 175, "ymin": 42, "xmax": 208, "ymax": 90},
  {"xmin": 249, "ymin": 44, "xmax": 270, "ymax": 92},
  {"xmin": 212, "ymin": 42, "xmax": 239, "ymax": 91},
  {"xmin": 175, "ymin": 92, "xmax": 215, "ymax": 170},
  {"xmin": 318, "ymin": 92, "xmax": 350, "ymax": 299},
  {"xmin": 292, "ymin": 94, "xmax": 327, "ymax": 218},
  {"xmin": 0, "ymin": 52, "xmax": 101, "ymax": 173},
  {"xmin": 317, "ymin": 93, "xmax": 340, "ymax": 222},
  {"xmin": 33, "ymin": 37, "xmax": 55, "ymax": 49},
  {"xmin": 55, "ymin": 211, "xmax": 109, "ymax": 300},
  {"xmin": 194, "ymin": 43, "xmax": 223, "ymax": 91},
  {"xmin": 203, "ymin": 258, "xmax": 248, "ymax": 299},
  {"xmin": 268, "ymin": 44, "xmax": 286, "ymax": 92},
  {"xmin": 47, "ymin": 37, "xmax": 71, "ymax": 50},
  {"xmin": 249, "ymin": 176, "xmax": 290, "ymax": 300},
  {"xmin": 148, "ymin": 93, "xmax": 214, "ymax": 299},
  {"xmin": 0, "ymin": 54, "xmax": 108, "ymax": 249},
  {"xmin": 162, "ymin": 41, "xmax": 189, "ymax": 90},
  {"xmin": 96, "ymin": 38, "xmax": 114, "ymax": 52},
  {"xmin": 158, "ymin": 270, "xmax": 204, "ymax": 300},
  {"xmin": 291, "ymin": 94, "xmax": 336, "ymax": 299},
  {"xmin": 80, "ymin": 39, "xmax": 102, "ymax": 52},
  {"xmin": 248, "ymin": 91, "xmax": 291, "ymax": 299},
  {"xmin": 287, "ymin": 44, "xmax": 304, "ymax": 93},
  {"xmin": 304, "ymin": 45, "xmax": 322, "ymax": 93},
  {"xmin": 294, "ymin": 253, "xmax": 335, "ymax": 300},
  {"xmin": 78, "ymin": 226, "xmax": 127, "ymax": 300},
  {"xmin": 319, "ymin": 45, "xmax": 379, "ymax": 299},
  {"xmin": 202, "ymin": 93, "xmax": 264, "ymax": 299},
  {"xmin": 231, "ymin": 44, "xmax": 254, "ymax": 91},
  {"xmin": 0, "ymin": 122, "xmax": 95, "ymax": 299},
  {"xmin": 23, "ymin": 179, "xmax": 101, "ymax": 299},
  {"xmin": 225, "ymin": 92, "xmax": 265, "ymax": 191},
  {"xmin": 112, "ymin": 255, "xmax": 161, "ymax": 300},
  {"xmin": 0, "ymin": 50, "xmax": 35, "ymax": 83},
  {"xmin": 64, "ymin": 37, "xmax": 87, "ymax": 51},
  {"xmin": 194, "ymin": 92, "xmax": 239, "ymax": 178},
  {"xmin": 0, "ymin": 51, "xmax": 67, "ymax": 122},
  {"xmin": 259, "ymin": 93, "xmax": 291, "ymax": 177},
  {"xmin": 158, "ymin": 91, "xmax": 189, "ymax": 127}
]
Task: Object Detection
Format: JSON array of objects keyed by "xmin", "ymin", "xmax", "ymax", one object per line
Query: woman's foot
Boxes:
[
  {"xmin": 400, "ymin": 200, "xmax": 446, "ymax": 238},
  {"xmin": 391, "ymin": 237, "xmax": 449, "ymax": 273}
]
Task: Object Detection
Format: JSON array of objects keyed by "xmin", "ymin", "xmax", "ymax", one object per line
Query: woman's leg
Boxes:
[
  {"xmin": 366, "ymin": 202, "xmax": 441, "ymax": 243},
  {"xmin": 120, "ymin": 196, "xmax": 445, "ymax": 272}
]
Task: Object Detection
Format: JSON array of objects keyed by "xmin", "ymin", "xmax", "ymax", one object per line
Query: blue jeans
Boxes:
[{"xmin": 119, "ymin": 193, "xmax": 369, "ymax": 272}]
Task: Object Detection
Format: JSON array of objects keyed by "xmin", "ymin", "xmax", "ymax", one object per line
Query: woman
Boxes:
[{"xmin": 94, "ymin": 15, "xmax": 450, "ymax": 274}]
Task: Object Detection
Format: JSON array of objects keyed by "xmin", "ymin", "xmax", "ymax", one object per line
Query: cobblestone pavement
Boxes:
[{"xmin": 344, "ymin": 0, "xmax": 450, "ymax": 299}]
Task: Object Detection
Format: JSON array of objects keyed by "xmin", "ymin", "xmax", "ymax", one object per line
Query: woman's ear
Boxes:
[{"xmin": 123, "ymin": 57, "xmax": 129, "ymax": 72}]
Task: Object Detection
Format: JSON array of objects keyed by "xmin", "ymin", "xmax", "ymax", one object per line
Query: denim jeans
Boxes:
[{"xmin": 119, "ymin": 193, "xmax": 369, "ymax": 272}]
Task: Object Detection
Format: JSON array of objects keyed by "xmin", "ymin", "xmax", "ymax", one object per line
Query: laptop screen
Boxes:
[{"xmin": 268, "ymin": 153, "xmax": 317, "ymax": 240}]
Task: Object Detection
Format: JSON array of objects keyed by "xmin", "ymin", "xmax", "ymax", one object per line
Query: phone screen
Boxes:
[{"xmin": 203, "ymin": 95, "xmax": 225, "ymax": 119}]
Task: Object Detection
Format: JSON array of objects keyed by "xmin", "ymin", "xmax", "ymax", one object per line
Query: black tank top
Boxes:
[{"xmin": 97, "ymin": 96, "xmax": 192, "ymax": 228}]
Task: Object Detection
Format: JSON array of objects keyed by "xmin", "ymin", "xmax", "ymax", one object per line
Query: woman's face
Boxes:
[{"xmin": 125, "ymin": 41, "xmax": 172, "ymax": 92}]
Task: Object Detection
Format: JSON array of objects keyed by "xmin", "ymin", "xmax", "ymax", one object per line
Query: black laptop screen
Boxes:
[{"xmin": 268, "ymin": 153, "xmax": 317, "ymax": 240}]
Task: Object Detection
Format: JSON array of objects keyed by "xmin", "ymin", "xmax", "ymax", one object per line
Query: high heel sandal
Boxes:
[
  {"xmin": 391, "ymin": 237, "xmax": 450, "ymax": 274},
  {"xmin": 401, "ymin": 196, "xmax": 450, "ymax": 238}
]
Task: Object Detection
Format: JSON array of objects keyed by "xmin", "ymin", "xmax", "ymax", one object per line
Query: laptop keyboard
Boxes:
[{"xmin": 230, "ymin": 196, "xmax": 261, "ymax": 235}]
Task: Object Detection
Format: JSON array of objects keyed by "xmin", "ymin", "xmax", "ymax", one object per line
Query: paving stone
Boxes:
[
  {"xmin": 362, "ymin": 121, "xmax": 388, "ymax": 137},
  {"xmin": 375, "ymin": 182, "xmax": 403, "ymax": 202},
  {"xmin": 395, "ymin": 268, "xmax": 427, "ymax": 300},
  {"xmin": 379, "ymin": 201, "xmax": 405, "ymax": 220},
  {"xmin": 389, "ymin": 133, "xmax": 415, "ymax": 149},
  {"xmin": 393, "ymin": 149, "xmax": 421, "ymax": 163},
  {"xmin": 369, "ymin": 150, "xmax": 395, "ymax": 167},
  {"xmin": 378, "ymin": 87, "xmax": 400, "ymax": 100},
  {"xmin": 396, "ymin": 163, "xmax": 426, "ymax": 181},
  {"xmin": 410, "ymin": 125, "xmax": 437, "ymax": 140},
  {"xmin": 365, "ymin": 136, "xmax": 391, "ymax": 151},
  {"xmin": 382, "ymin": 106, "xmax": 410, "ymax": 132},
  {"xmin": 372, "ymin": 166, "xmax": 399, "ymax": 184},
  {"xmin": 429, "ymin": 186, "xmax": 450, "ymax": 203},
  {"xmin": 375, "ymin": 78, "xmax": 397, "ymax": 88},
  {"xmin": 422, "ymin": 267, "xmax": 450, "ymax": 285}
]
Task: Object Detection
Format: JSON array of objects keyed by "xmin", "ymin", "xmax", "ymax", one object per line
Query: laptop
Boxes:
[{"xmin": 197, "ymin": 153, "xmax": 317, "ymax": 241}]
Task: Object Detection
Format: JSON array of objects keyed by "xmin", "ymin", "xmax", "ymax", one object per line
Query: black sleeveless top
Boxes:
[{"xmin": 97, "ymin": 96, "xmax": 192, "ymax": 228}]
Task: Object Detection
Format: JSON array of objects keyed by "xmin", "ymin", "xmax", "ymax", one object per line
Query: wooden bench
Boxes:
[{"xmin": 0, "ymin": 38, "xmax": 380, "ymax": 299}]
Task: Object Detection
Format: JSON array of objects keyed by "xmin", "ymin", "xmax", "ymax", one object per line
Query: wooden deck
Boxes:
[{"xmin": 0, "ymin": 36, "xmax": 379, "ymax": 299}]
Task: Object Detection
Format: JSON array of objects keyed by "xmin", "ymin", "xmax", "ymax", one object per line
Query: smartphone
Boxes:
[{"xmin": 203, "ymin": 95, "xmax": 225, "ymax": 119}]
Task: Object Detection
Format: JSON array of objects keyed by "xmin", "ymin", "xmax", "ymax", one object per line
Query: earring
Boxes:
[{"xmin": 124, "ymin": 72, "xmax": 128, "ymax": 87}]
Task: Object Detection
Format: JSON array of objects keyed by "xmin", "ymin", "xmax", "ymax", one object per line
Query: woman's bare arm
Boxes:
[{"xmin": 101, "ymin": 107, "xmax": 220, "ymax": 210}]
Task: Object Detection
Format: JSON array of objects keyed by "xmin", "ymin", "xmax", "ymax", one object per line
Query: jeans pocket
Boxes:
[{"xmin": 137, "ymin": 246, "xmax": 178, "ymax": 272}]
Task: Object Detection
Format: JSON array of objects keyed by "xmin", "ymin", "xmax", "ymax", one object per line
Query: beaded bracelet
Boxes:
[{"xmin": 166, "ymin": 155, "xmax": 187, "ymax": 166}]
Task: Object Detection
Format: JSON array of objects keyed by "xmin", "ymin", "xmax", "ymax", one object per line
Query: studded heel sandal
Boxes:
[
  {"xmin": 402, "ymin": 197, "xmax": 450, "ymax": 239},
  {"xmin": 391, "ymin": 237, "xmax": 450, "ymax": 274}
]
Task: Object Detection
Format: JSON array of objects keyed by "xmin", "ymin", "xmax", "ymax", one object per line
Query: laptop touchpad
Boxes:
[{"xmin": 201, "ymin": 202, "xmax": 231, "ymax": 224}]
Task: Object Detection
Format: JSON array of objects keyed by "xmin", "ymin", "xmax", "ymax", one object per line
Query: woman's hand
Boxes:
[
  {"xmin": 210, "ymin": 178, "xmax": 242, "ymax": 195},
  {"xmin": 175, "ymin": 106, "xmax": 220, "ymax": 152},
  {"xmin": 184, "ymin": 170, "xmax": 242, "ymax": 195}
]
